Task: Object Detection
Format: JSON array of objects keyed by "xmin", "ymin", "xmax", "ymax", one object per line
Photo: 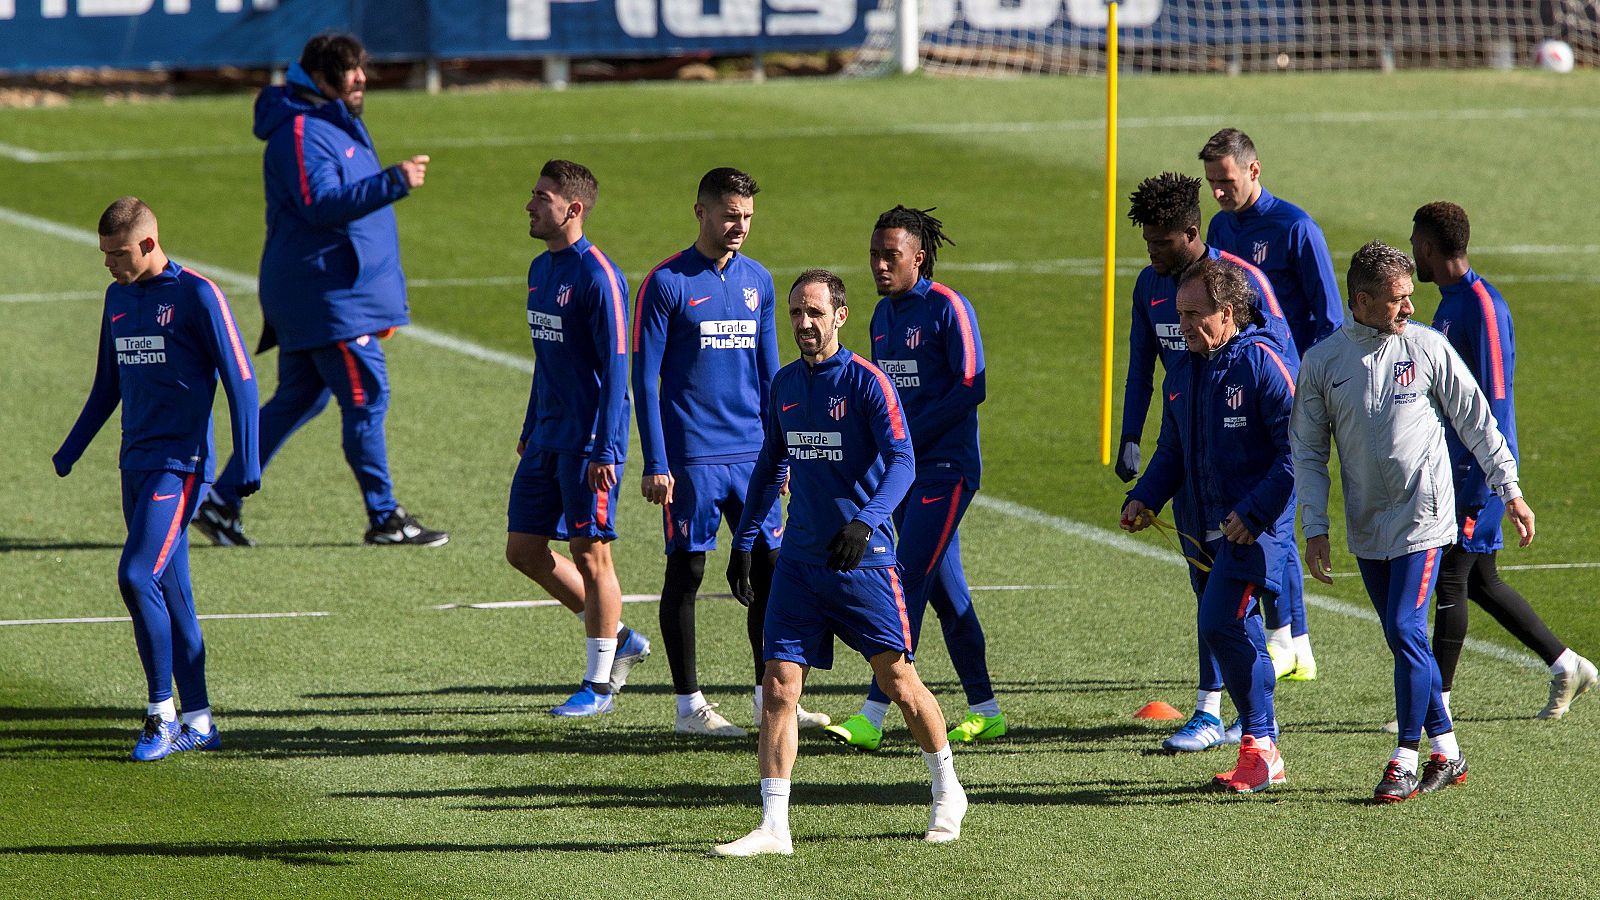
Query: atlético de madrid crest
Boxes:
[
  {"xmin": 1224, "ymin": 384, "xmax": 1243, "ymax": 410},
  {"xmin": 1251, "ymin": 240, "xmax": 1269, "ymax": 265},
  {"xmin": 743, "ymin": 286, "xmax": 760, "ymax": 311},
  {"xmin": 156, "ymin": 303, "xmax": 174, "ymax": 327},
  {"xmin": 556, "ymin": 283, "xmax": 573, "ymax": 307},
  {"xmin": 904, "ymin": 325, "xmax": 922, "ymax": 349},
  {"xmin": 1394, "ymin": 360, "xmax": 1416, "ymax": 386},
  {"xmin": 828, "ymin": 395, "xmax": 847, "ymax": 421}
]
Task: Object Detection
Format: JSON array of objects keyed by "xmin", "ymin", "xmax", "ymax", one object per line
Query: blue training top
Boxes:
[
  {"xmin": 254, "ymin": 63, "xmax": 411, "ymax": 353},
  {"xmin": 868, "ymin": 277, "xmax": 985, "ymax": 487},
  {"xmin": 630, "ymin": 245, "xmax": 779, "ymax": 474},
  {"xmin": 1206, "ymin": 185, "xmax": 1343, "ymax": 355},
  {"xmin": 56, "ymin": 260, "xmax": 260, "ymax": 483},
  {"xmin": 735, "ymin": 347, "xmax": 915, "ymax": 567},
  {"xmin": 1432, "ymin": 268, "xmax": 1518, "ymax": 553},
  {"xmin": 522, "ymin": 235, "xmax": 631, "ymax": 466}
]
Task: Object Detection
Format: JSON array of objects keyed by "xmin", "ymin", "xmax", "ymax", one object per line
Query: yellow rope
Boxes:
[{"xmin": 1140, "ymin": 511, "xmax": 1214, "ymax": 573}]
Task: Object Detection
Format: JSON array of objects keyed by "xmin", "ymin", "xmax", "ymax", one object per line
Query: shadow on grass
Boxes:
[
  {"xmin": 0, "ymin": 537, "xmax": 124, "ymax": 553},
  {"xmin": 0, "ymin": 836, "xmax": 694, "ymax": 864}
]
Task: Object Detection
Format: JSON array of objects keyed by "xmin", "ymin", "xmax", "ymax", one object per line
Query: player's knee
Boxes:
[
  {"xmin": 666, "ymin": 550, "xmax": 706, "ymax": 590},
  {"xmin": 570, "ymin": 540, "xmax": 614, "ymax": 579},
  {"xmin": 506, "ymin": 539, "xmax": 553, "ymax": 578}
]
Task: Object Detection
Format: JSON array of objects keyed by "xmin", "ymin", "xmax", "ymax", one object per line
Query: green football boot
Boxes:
[
  {"xmin": 947, "ymin": 711, "xmax": 1007, "ymax": 743},
  {"xmin": 823, "ymin": 714, "xmax": 883, "ymax": 751}
]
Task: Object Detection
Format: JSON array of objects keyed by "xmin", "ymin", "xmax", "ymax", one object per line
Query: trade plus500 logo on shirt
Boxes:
[
  {"xmin": 115, "ymin": 335, "xmax": 167, "ymax": 365},
  {"xmin": 528, "ymin": 310, "xmax": 564, "ymax": 343},
  {"xmin": 786, "ymin": 430, "xmax": 843, "ymax": 461},
  {"xmin": 879, "ymin": 358, "xmax": 920, "ymax": 388},
  {"xmin": 699, "ymin": 319, "xmax": 756, "ymax": 350}
]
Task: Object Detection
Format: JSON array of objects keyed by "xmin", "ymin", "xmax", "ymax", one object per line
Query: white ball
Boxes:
[{"xmin": 1534, "ymin": 39, "xmax": 1575, "ymax": 73}]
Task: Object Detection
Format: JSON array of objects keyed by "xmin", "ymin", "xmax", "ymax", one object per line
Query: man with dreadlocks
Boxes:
[
  {"xmin": 822, "ymin": 205, "xmax": 1005, "ymax": 752},
  {"xmin": 1120, "ymin": 172, "xmax": 1304, "ymax": 754}
]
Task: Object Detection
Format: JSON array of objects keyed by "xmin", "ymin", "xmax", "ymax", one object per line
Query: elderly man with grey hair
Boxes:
[{"xmin": 1291, "ymin": 240, "xmax": 1535, "ymax": 804}]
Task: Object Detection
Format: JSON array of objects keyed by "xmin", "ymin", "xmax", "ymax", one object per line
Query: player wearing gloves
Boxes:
[{"xmin": 55, "ymin": 198, "xmax": 259, "ymax": 761}]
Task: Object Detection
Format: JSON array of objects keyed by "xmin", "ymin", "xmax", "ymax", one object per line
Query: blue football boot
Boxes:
[
  {"xmin": 551, "ymin": 682, "xmax": 616, "ymax": 717},
  {"xmin": 130, "ymin": 715, "xmax": 180, "ymax": 762},
  {"xmin": 172, "ymin": 723, "xmax": 221, "ymax": 753},
  {"xmin": 1162, "ymin": 710, "xmax": 1228, "ymax": 753}
]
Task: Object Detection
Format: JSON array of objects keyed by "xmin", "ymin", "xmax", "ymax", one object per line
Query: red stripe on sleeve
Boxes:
[
  {"xmin": 293, "ymin": 115, "xmax": 312, "ymax": 207},
  {"xmin": 929, "ymin": 282, "xmax": 978, "ymax": 386},
  {"xmin": 631, "ymin": 251, "xmax": 682, "ymax": 353},
  {"xmin": 851, "ymin": 355, "xmax": 907, "ymax": 440},
  {"xmin": 1254, "ymin": 341, "xmax": 1295, "ymax": 397},
  {"xmin": 184, "ymin": 268, "xmax": 252, "ymax": 382},
  {"xmin": 1219, "ymin": 250, "xmax": 1285, "ymax": 319},
  {"xmin": 1470, "ymin": 280, "xmax": 1507, "ymax": 400},
  {"xmin": 587, "ymin": 247, "xmax": 628, "ymax": 355}
]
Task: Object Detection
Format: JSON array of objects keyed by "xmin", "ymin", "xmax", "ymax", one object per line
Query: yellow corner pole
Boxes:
[{"xmin": 1099, "ymin": 1, "xmax": 1119, "ymax": 466}]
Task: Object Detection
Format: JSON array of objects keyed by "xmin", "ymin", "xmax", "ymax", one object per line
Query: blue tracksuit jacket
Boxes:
[
  {"xmin": 1128, "ymin": 321, "xmax": 1299, "ymax": 593},
  {"xmin": 254, "ymin": 64, "xmax": 410, "ymax": 353},
  {"xmin": 1432, "ymin": 268, "xmax": 1518, "ymax": 552},
  {"xmin": 56, "ymin": 260, "xmax": 260, "ymax": 483},
  {"xmin": 869, "ymin": 277, "xmax": 985, "ymax": 487},
  {"xmin": 1206, "ymin": 185, "xmax": 1343, "ymax": 354},
  {"xmin": 1122, "ymin": 245, "xmax": 1299, "ymax": 442},
  {"xmin": 522, "ymin": 235, "xmax": 631, "ymax": 466},
  {"xmin": 735, "ymin": 348, "xmax": 915, "ymax": 567},
  {"xmin": 630, "ymin": 245, "xmax": 779, "ymax": 474}
]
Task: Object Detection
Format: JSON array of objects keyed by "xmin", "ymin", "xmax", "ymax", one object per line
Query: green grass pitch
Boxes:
[{"xmin": 2, "ymin": 70, "xmax": 1599, "ymax": 898}]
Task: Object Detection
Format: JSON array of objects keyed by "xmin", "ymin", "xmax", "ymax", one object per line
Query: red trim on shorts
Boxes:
[
  {"xmin": 595, "ymin": 480, "xmax": 610, "ymax": 529},
  {"xmin": 889, "ymin": 567, "xmax": 913, "ymax": 652},
  {"xmin": 336, "ymin": 341, "xmax": 366, "ymax": 407},
  {"xmin": 1416, "ymin": 547, "xmax": 1439, "ymax": 609},
  {"xmin": 1463, "ymin": 516, "xmax": 1477, "ymax": 540},
  {"xmin": 152, "ymin": 473, "xmax": 197, "ymax": 575},
  {"xmin": 925, "ymin": 480, "xmax": 965, "ymax": 577},
  {"xmin": 661, "ymin": 498, "xmax": 673, "ymax": 542}
]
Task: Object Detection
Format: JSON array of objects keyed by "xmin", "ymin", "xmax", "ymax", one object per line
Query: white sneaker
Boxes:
[
  {"xmin": 795, "ymin": 705, "xmax": 831, "ymax": 730},
  {"xmin": 676, "ymin": 704, "xmax": 747, "ymax": 737},
  {"xmin": 1538, "ymin": 655, "xmax": 1599, "ymax": 720},
  {"xmin": 711, "ymin": 826, "xmax": 793, "ymax": 857},
  {"xmin": 924, "ymin": 786, "xmax": 968, "ymax": 843}
]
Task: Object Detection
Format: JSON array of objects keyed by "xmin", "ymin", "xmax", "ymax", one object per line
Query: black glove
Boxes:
[
  {"xmin": 1114, "ymin": 436, "xmax": 1141, "ymax": 483},
  {"xmin": 726, "ymin": 549, "xmax": 754, "ymax": 607},
  {"xmin": 825, "ymin": 520, "xmax": 873, "ymax": 572}
]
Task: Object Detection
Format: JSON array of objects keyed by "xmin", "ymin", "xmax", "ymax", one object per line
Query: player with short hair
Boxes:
[
  {"xmin": 1293, "ymin": 240, "xmax": 1535, "ymax": 802},
  {"xmin": 1199, "ymin": 128, "xmax": 1340, "ymax": 680},
  {"xmin": 631, "ymin": 166, "xmax": 827, "ymax": 736},
  {"xmin": 507, "ymin": 159, "xmax": 649, "ymax": 718},
  {"xmin": 198, "ymin": 31, "xmax": 445, "ymax": 549},
  {"xmin": 824, "ymin": 206, "xmax": 1003, "ymax": 751},
  {"xmin": 55, "ymin": 197, "xmax": 260, "ymax": 761},
  {"xmin": 1120, "ymin": 172, "xmax": 1304, "ymax": 752},
  {"xmin": 713, "ymin": 269, "xmax": 966, "ymax": 856},
  {"xmin": 1411, "ymin": 201, "xmax": 1596, "ymax": 720},
  {"xmin": 1122, "ymin": 257, "xmax": 1296, "ymax": 792}
]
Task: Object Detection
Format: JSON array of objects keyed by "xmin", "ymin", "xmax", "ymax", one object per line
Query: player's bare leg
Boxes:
[
  {"xmin": 570, "ymin": 537, "xmax": 621, "ymax": 639},
  {"xmin": 869, "ymin": 649, "xmax": 967, "ymax": 843},
  {"xmin": 505, "ymin": 532, "xmax": 585, "ymax": 614},
  {"xmin": 713, "ymin": 660, "xmax": 803, "ymax": 857}
]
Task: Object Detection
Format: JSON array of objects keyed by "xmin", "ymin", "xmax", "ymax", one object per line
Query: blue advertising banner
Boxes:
[{"xmin": 0, "ymin": 1, "xmax": 1302, "ymax": 74}]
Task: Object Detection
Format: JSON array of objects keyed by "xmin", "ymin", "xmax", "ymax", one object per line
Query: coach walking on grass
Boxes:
[
  {"xmin": 195, "ymin": 32, "xmax": 446, "ymax": 549},
  {"xmin": 1291, "ymin": 241, "xmax": 1535, "ymax": 803}
]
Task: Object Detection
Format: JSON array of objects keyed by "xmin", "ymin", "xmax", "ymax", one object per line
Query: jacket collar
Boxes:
[{"xmin": 1235, "ymin": 184, "xmax": 1278, "ymax": 220}]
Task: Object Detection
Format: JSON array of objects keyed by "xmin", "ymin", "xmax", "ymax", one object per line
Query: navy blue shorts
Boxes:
[
  {"xmin": 764, "ymin": 556, "xmax": 913, "ymax": 670},
  {"xmin": 659, "ymin": 460, "xmax": 783, "ymax": 553},
  {"xmin": 508, "ymin": 448, "xmax": 622, "ymax": 541}
]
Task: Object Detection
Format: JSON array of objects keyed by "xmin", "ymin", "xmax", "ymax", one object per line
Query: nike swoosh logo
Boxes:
[
  {"xmin": 527, "ymin": 287, "xmax": 538, "ymax": 293},
  {"xmin": 1150, "ymin": 298, "xmax": 1168, "ymax": 307},
  {"xmin": 573, "ymin": 520, "xmax": 592, "ymax": 529},
  {"xmin": 688, "ymin": 297, "xmax": 711, "ymax": 307},
  {"xmin": 152, "ymin": 493, "xmax": 177, "ymax": 501},
  {"xmin": 782, "ymin": 402, "xmax": 800, "ymax": 411},
  {"xmin": 921, "ymin": 495, "xmax": 948, "ymax": 505},
  {"xmin": 112, "ymin": 313, "xmax": 127, "ymax": 321},
  {"xmin": 873, "ymin": 334, "xmax": 886, "ymax": 341},
  {"xmin": 1332, "ymin": 377, "xmax": 1352, "ymax": 389},
  {"xmin": 1168, "ymin": 392, "xmax": 1180, "ymax": 401}
]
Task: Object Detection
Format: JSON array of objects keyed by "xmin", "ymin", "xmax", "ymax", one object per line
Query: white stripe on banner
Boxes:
[{"xmin": 0, "ymin": 204, "xmax": 1550, "ymax": 672}]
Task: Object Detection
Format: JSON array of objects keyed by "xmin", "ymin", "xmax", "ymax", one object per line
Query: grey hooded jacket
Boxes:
[{"xmin": 1291, "ymin": 317, "xmax": 1521, "ymax": 560}]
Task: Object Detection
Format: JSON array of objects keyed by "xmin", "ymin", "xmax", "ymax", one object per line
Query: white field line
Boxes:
[
  {"xmin": 5, "ymin": 105, "xmax": 1600, "ymax": 164},
  {"xmin": 1498, "ymin": 562, "xmax": 1600, "ymax": 571},
  {"xmin": 0, "ymin": 204, "xmax": 1554, "ymax": 672},
  {"xmin": 0, "ymin": 611, "xmax": 329, "ymax": 627},
  {"xmin": 432, "ymin": 582, "xmax": 1066, "ymax": 610}
]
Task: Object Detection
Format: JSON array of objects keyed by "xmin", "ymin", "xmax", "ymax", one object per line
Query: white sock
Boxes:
[
  {"xmin": 1292, "ymin": 632, "xmax": 1315, "ymax": 663},
  {"xmin": 585, "ymin": 637, "xmax": 617, "ymax": 688},
  {"xmin": 859, "ymin": 699, "xmax": 890, "ymax": 730},
  {"xmin": 1391, "ymin": 747, "xmax": 1420, "ymax": 773},
  {"xmin": 1268, "ymin": 625, "xmax": 1294, "ymax": 652},
  {"xmin": 1441, "ymin": 690, "xmax": 1453, "ymax": 719},
  {"xmin": 759, "ymin": 778, "xmax": 791, "ymax": 838},
  {"xmin": 1430, "ymin": 730, "xmax": 1461, "ymax": 761},
  {"xmin": 923, "ymin": 744, "xmax": 959, "ymax": 795},
  {"xmin": 970, "ymin": 698, "xmax": 1001, "ymax": 718},
  {"xmin": 676, "ymin": 692, "xmax": 708, "ymax": 718},
  {"xmin": 753, "ymin": 685, "xmax": 764, "ymax": 716},
  {"xmin": 148, "ymin": 698, "xmax": 176, "ymax": 721},
  {"xmin": 181, "ymin": 707, "xmax": 213, "ymax": 734},
  {"xmin": 1196, "ymin": 690, "xmax": 1222, "ymax": 719},
  {"xmin": 1552, "ymin": 647, "xmax": 1577, "ymax": 675}
]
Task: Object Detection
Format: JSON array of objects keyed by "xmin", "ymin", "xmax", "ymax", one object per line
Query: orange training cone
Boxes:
[{"xmin": 1134, "ymin": 701, "xmax": 1184, "ymax": 720}]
